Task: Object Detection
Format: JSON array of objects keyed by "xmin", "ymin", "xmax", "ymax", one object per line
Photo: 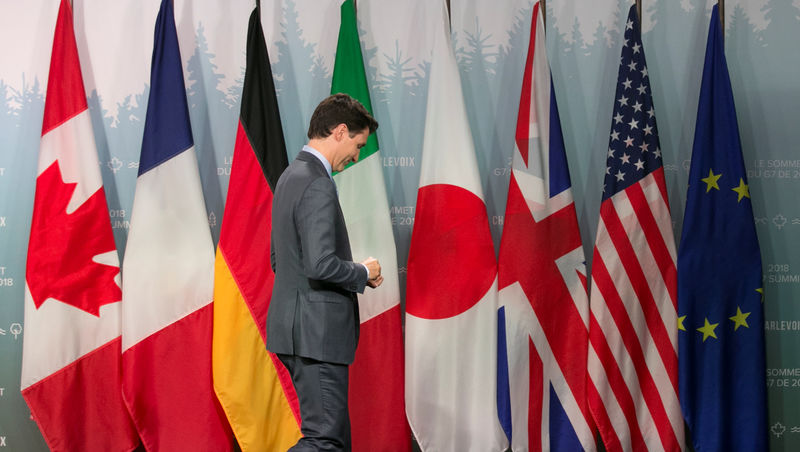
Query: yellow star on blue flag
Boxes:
[
  {"xmin": 731, "ymin": 178, "xmax": 750, "ymax": 202},
  {"xmin": 696, "ymin": 318, "xmax": 718, "ymax": 342},
  {"xmin": 729, "ymin": 307, "xmax": 750, "ymax": 331},
  {"xmin": 701, "ymin": 169, "xmax": 721, "ymax": 192}
]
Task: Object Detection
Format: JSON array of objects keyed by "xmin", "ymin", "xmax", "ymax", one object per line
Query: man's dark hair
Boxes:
[{"xmin": 307, "ymin": 93, "xmax": 378, "ymax": 139}]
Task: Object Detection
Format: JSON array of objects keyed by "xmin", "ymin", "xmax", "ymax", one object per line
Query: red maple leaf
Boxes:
[{"xmin": 26, "ymin": 161, "xmax": 121, "ymax": 316}]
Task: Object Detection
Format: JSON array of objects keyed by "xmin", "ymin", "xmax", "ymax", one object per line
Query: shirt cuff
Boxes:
[{"xmin": 361, "ymin": 263, "xmax": 370, "ymax": 283}]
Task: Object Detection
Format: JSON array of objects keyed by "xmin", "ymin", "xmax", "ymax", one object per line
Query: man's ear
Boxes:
[{"xmin": 334, "ymin": 123, "xmax": 348, "ymax": 141}]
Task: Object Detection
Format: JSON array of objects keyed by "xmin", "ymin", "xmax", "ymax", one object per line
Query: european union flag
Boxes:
[{"xmin": 678, "ymin": 4, "xmax": 767, "ymax": 451}]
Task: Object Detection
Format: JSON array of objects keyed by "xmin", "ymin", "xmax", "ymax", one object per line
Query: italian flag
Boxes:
[{"xmin": 332, "ymin": 0, "xmax": 410, "ymax": 450}]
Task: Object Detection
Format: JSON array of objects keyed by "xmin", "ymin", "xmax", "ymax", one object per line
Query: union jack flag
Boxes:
[
  {"xmin": 586, "ymin": 5, "xmax": 683, "ymax": 451},
  {"xmin": 497, "ymin": 3, "xmax": 595, "ymax": 450}
]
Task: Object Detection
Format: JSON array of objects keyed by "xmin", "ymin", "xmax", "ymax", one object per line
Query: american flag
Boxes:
[
  {"xmin": 586, "ymin": 5, "xmax": 683, "ymax": 451},
  {"xmin": 496, "ymin": 3, "xmax": 595, "ymax": 451}
]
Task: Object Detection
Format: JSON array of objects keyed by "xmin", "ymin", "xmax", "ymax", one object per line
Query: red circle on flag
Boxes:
[{"xmin": 406, "ymin": 184, "xmax": 497, "ymax": 319}]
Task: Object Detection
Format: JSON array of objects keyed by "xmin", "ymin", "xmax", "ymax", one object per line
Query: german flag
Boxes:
[{"xmin": 211, "ymin": 3, "xmax": 301, "ymax": 450}]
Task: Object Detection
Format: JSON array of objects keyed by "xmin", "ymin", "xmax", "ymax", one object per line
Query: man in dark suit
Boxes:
[{"xmin": 266, "ymin": 93, "xmax": 383, "ymax": 451}]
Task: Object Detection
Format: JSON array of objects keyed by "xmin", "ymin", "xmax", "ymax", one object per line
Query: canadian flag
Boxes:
[{"xmin": 21, "ymin": 1, "xmax": 139, "ymax": 451}]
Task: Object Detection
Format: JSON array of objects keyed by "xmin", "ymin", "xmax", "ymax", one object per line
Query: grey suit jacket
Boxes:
[{"xmin": 266, "ymin": 150, "xmax": 367, "ymax": 365}]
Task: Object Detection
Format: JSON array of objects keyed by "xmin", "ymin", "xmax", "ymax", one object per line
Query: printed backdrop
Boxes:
[{"xmin": 1, "ymin": 0, "xmax": 798, "ymax": 449}]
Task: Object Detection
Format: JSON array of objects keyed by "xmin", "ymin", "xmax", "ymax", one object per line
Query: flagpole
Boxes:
[
  {"xmin": 719, "ymin": 0, "xmax": 724, "ymax": 40},
  {"xmin": 635, "ymin": 0, "xmax": 642, "ymax": 23},
  {"xmin": 541, "ymin": 0, "xmax": 546, "ymax": 29}
]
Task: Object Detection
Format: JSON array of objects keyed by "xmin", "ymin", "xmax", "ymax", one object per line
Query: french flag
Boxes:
[
  {"xmin": 496, "ymin": 3, "xmax": 596, "ymax": 451},
  {"xmin": 120, "ymin": 0, "xmax": 233, "ymax": 450}
]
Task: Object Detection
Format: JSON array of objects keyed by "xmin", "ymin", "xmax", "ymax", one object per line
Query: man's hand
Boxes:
[
  {"xmin": 367, "ymin": 275, "xmax": 384, "ymax": 288},
  {"xmin": 362, "ymin": 257, "xmax": 383, "ymax": 288}
]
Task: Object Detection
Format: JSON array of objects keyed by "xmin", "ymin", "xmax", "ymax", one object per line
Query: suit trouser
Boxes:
[{"xmin": 277, "ymin": 354, "xmax": 351, "ymax": 451}]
